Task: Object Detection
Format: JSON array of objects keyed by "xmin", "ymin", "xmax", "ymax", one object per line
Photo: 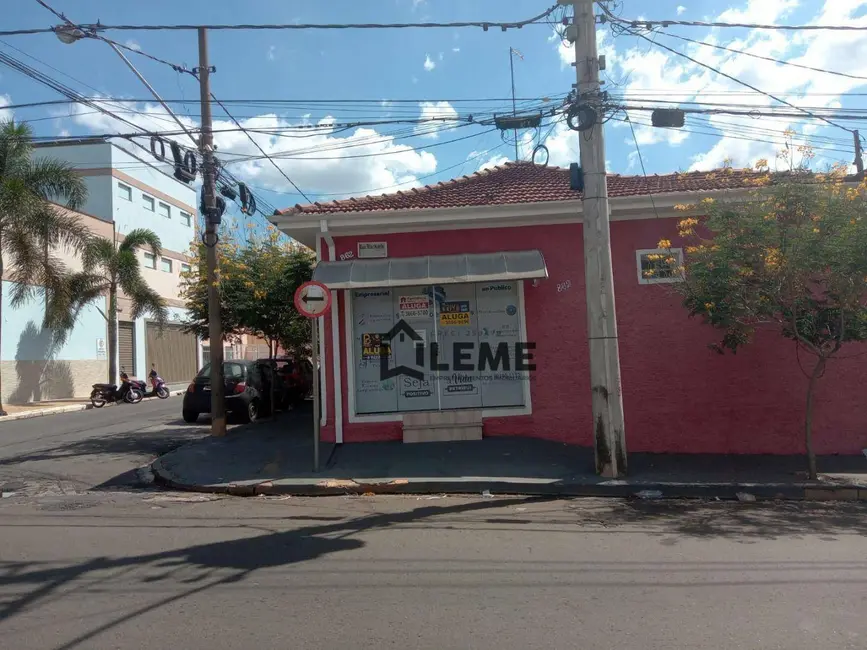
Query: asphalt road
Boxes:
[
  {"xmin": 2, "ymin": 403, "xmax": 867, "ymax": 649},
  {"xmin": 0, "ymin": 396, "xmax": 204, "ymax": 497}
]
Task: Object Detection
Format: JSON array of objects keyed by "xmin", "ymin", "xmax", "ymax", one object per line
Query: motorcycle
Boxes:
[
  {"xmin": 149, "ymin": 367, "xmax": 170, "ymax": 399},
  {"xmin": 90, "ymin": 370, "xmax": 143, "ymax": 408}
]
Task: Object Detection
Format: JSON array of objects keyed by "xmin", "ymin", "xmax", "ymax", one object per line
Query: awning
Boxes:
[{"xmin": 312, "ymin": 250, "xmax": 548, "ymax": 290}]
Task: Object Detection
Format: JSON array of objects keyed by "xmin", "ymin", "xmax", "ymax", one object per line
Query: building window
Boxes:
[
  {"xmin": 351, "ymin": 282, "xmax": 527, "ymax": 416},
  {"xmin": 160, "ymin": 257, "xmax": 173, "ymax": 273},
  {"xmin": 636, "ymin": 248, "xmax": 684, "ymax": 284},
  {"xmin": 181, "ymin": 262, "xmax": 191, "ymax": 274},
  {"xmin": 158, "ymin": 202, "xmax": 171, "ymax": 218},
  {"xmin": 180, "ymin": 211, "xmax": 192, "ymax": 227},
  {"xmin": 117, "ymin": 182, "xmax": 132, "ymax": 201},
  {"xmin": 143, "ymin": 195, "xmax": 155, "ymax": 212},
  {"xmin": 143, "ymin": 252, "xmax": 156, "ymax": 269}
]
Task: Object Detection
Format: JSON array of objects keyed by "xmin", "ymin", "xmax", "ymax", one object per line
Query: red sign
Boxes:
[{"xmin": 294, "ymin": 281, "xmax": 332, "ymax": 318}]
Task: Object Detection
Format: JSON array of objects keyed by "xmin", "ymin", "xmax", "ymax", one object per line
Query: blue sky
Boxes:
[{"xmin": 2, "ymin": 0, "xmax": 867, "ymax": 221}]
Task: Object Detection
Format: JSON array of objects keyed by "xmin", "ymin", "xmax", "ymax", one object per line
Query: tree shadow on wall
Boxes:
[{"xmin": 8, "ymin": 321, "xmax": 74, "ymax": 404}]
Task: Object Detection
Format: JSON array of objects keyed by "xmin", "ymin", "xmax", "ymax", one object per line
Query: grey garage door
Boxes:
[
  {"xmin": 146, "ymin": 323, "xmax": 198, "ymax": 384},
  {"xmin": 118, "ymin": 321, "xmax": 136, "ymax": 376}
]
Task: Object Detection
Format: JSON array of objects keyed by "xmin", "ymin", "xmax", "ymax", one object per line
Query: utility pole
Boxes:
[
  {"xmin": 567, "ymin": 0, "xmax": 626, "ymax": 477},
  {"xmin": 854, "ymin": 130, "xmax": 864, "ymax": 175},
  {"xmin": 196, "ymin": 27, "xmax": 226, "ymax": 437}
]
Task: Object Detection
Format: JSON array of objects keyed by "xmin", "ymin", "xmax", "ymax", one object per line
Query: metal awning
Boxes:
[{"xmin": 312, "ymin": 250, "xmax": 548, "ymax": 290}]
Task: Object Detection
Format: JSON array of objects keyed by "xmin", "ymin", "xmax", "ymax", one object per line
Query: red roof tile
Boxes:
[{"xmin": 278, "ymin": 162, "xmax": 790, "ymax": 216}]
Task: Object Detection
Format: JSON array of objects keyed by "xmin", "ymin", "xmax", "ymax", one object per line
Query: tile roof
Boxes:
[{"xmin": 278, "ymin": 162, "xmax": 785, "ymax": 216}]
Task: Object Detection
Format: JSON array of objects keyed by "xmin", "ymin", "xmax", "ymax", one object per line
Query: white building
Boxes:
[{"xmin": 34, "ymin": 138, "xmax": 202, "ymax": 388}]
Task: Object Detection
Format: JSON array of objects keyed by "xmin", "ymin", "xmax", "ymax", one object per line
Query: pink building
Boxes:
[{"xmin": 272, "ymin": 162, "xmax": 867, "ymax": 457}]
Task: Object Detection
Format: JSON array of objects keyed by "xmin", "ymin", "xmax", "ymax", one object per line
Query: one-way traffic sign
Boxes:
[{"xmin": 294, "ymin": 280, "xmax": 332, "ymax": 318}]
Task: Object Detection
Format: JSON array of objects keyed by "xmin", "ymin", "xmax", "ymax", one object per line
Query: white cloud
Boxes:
[
  {"xmin": 416, "ymin": 101, "xmax": 459, "ymax": 139},
  {"xmin": 452, "ymin": 47, "xmax": 460, "ymax": 53},
  {"xmin": 267, "ymin": 45, "xmax": 276, "ymax": 61},
  {"xmin": 0, "ymin": 94, "xmax": 12, "ymax": 122},
  {"xmin": 676, "ymin": 5, "xmax": 686, "ymax": 15},
  {"xmin": 124, "ymin": 39, "xmax": 141, "ymax": 52},
  {"xmin": 423, "ymin": 54, "xmax": 436, "ymax": 72},
  {"xmin": 62, "ymin": 99, "xmax": 441, "ymax": 201},
  {"xmin": 477, "ymin": 154, "xmax": 510, "ymax": 172},
  {"xmin": 438, "ymin": 52, "xmax": 444, "ymax": 62},
  {"xmin": 411, "ymin": 75, "xmax": 419, "ymax": 84}
]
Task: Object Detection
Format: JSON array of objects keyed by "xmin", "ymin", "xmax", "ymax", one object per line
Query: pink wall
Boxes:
[{"xmin": 319, "ymin": 220, "xmax": 867, "ymax": 455}]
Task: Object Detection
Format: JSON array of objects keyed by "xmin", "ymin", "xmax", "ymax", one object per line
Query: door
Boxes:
[
  {"xmin": 146, "ymin": 323, "xmax": 197, "ymax": 384},
  {"xmin": 118, "ymin": 321, "xmax": 136, "ymax": 377}
]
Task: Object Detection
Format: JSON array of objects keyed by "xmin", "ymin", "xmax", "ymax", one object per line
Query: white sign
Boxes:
[
  {"xmin": 96, "ymin": 338, "xmax": 106, "ymax": 358},
  {"xmin": 358, "ymin": 241, "xmax": 388, "ymax": 259},
  {"xmin": 295, "ymin": 281, "xmax": 332, "ymax": 317}
]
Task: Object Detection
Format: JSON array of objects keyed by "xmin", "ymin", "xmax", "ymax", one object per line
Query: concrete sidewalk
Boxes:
[
  {"xmin": 0, "ymin": 385, "xmax": 188, "ymax": 423},
  {"xmin": 150, "ymin": 408, "xmax": 867, "ymax": 500}
]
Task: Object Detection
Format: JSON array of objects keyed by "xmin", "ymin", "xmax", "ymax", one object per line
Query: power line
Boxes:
[
  {"xmin": 651, "ymin": 29, "xmax": 867, "ymax": 82},
  {"xmin": 610, "ymin": 23, "xmax": 856, "ymax": 135},
  {"xmin": 598, "ymin": 11, "xmax": 867, "ymax": 32},
  {"xmin": 208, "ymin": 91, "xmax": 312, "ymax": 203},
  {"xmin": 623, "ymin": 113, "xmax": 663, "ymax": 221},
  {"xmin": 1, "ymin": 5, "xmax": 560, "ymax": 37}
]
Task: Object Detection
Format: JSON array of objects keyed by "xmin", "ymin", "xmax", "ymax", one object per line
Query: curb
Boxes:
[
  {"xmin": 0, "ymin": 403, "xmax": 92, "ymax": 422},
  {"xmin": 149, "ymin": 459, "xmax": 867, "ymax": 501},
  {"xmin": 0, "ymin": 389, "xmax": 186, "ymax": 424}
]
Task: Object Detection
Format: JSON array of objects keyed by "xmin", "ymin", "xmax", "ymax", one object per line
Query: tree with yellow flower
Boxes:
[
  {"xmin": 675, "ymin": 171, "xmax": 867, "ymax": 479},
  {"xmin": 180, "ymin": 221, "xmax": 315, "ymax": 358}
]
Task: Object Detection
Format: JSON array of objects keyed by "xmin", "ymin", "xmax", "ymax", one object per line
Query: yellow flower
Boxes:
[
  {"xmin": 685, "ymin": 246, "xmax": 700, "ymax": 254},
  {"xmin": 847, "ymin": 188, "xmax": 859, "ymax": 200},
  {"xmin": 700, "ymin": 197, "xmax": 715, "ymax": 205},
  {"xmin": 657, "ymin": 238, "xmax": 672, "ymax": 249},
  {"xmin": 813, "ymin": 227, "xmax": 820, "ymax": 233},
  {"xmin": 674, "ymin": 203, "xmax": 693, "ymax": 212},
  {"xmin": 754, "ymin": 158, "xmax": 768, "ymax": 169},
  {"xmin": 704, "ymin": 302, "xmax": 715, "ymax": 310},
  {"xmin": 764, "ymin": 248, "xmax": 781, "ymax": 268},
  {"xmin": 643, "ymin": 269, "xmax": 656, "ymax": 277},
  {"xmin": 851, "ymin": 219, "xmax": 857, "ymax": 225}
]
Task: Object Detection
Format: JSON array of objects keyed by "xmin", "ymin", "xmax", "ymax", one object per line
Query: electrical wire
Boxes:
[
  {"xmin": 2, "ymin": 5, "xmax": 561, "ymax": 36},
  {"xmin": 623, "ymin": 112, "xmax": 663, "ymax": 221},
  {"xmin": 598, "ymin": 10, "xmax": 867, "ymax": 32},
  {"xmin": 611, "ymin": 23, "xmax": 856, "ymax": 135},
  {"xmin": 208, "ymin": 90, "xmax": 312, "ymax": 203},
  {"xmin": 651, "ymin": 29, "xmax": 867, "ymax": 82}
]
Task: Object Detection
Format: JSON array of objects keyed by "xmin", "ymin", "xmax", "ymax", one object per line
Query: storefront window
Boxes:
[{"xmin": 351, "ymin": 281, "xmax": 526, "ymax": 415}]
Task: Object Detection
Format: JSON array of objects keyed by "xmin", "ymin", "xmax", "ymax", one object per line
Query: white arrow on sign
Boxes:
[{"xmin": 297, "ymin": 283, "xmax": 331, "ymax": 317}]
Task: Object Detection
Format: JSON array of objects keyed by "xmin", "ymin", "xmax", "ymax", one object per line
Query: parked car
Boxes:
[
  {"xmin": 273, "ymin": 357, "xmax": 314, "ymax": 405},
  {"xmin": 182, "ymin": 359, "xmax": 282, "ymax": 424}
]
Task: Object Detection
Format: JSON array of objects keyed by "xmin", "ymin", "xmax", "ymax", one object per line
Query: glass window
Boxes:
[
  {"xmin": 197, "ymin": 362, "xmax": 247, "ymax": 379},
  {"xmin": 180, "ymin": 211, "xmax": 192, "ymax": 227},
  {"xmin": 117, "ymin": 182, "xmax": 132, "ymax": 201},
  {"xmin": 351, "ymin": 281, "xmax": 527, "ymax": 416},
  {"xmin": 143, "ymin": 252, "xmax": 156, "ymax": 269},
  {"xmin": 158, "ymin": 202, "xmax": 171, "ymax": 218},
  {"xmin": 160, "ymin": 257, "xmax": 173, "ymax": 273},
  {"xmin": 181, "ymin": 262, "xmax": 192, "ymax": 274},
  {"xmin": 143, "ymin": 195, "xmax": 154, "ymax": 211},
  {"xmin": 637, "ymin": 248, "xmax": 684, "ymax": 284}
]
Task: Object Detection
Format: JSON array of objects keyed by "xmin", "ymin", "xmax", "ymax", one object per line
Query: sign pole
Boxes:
[
  {"xmin": 294, "ymin": 280, "xmax": 331, "ymax": 474},
  {"xmin": 311, "ymin": 313, "xmax": 320, "ymax": 473}
]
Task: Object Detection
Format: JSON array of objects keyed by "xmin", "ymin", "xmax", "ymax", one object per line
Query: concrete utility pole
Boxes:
[
  {"xmin": 568, "ymin": 0, "xmax": 627, "ymax": 477},
  {"xmin": 197, "ymin": 27, "xmax": 227, "ymax": 437},
  {"xmin": 854, "ymin": 130, "xmax": 864, "ymax": 175}
]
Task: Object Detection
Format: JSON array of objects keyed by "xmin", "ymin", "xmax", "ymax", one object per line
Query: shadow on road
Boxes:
[{"xmin": 0, "ymin": 496, "xmax": 544, "ymax": 649}]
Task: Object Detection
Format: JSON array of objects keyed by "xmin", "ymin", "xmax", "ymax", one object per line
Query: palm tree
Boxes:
[
  {"xmin": 61, "ymin": 228, "xmax": 169, "ymax": 385},
  {"xmin": 0, "ymin": 120, "xmax": 89, "ymax": 414}
]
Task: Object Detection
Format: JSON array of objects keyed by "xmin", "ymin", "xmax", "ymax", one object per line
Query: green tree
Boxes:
[
  {"xmin": 0, "ymin": 120, "xmax": 89, "ymax": 413},
  {"xmin": 60, "ymin": 228, "xmax": 168, "ymax": 384},
  {"xmin": 180, "ymin": 222, "xmax": 314, "ymax": 357},
  {"xmin": 670, "ymin": 167, "xmax": 867, "ymax": 479}
]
